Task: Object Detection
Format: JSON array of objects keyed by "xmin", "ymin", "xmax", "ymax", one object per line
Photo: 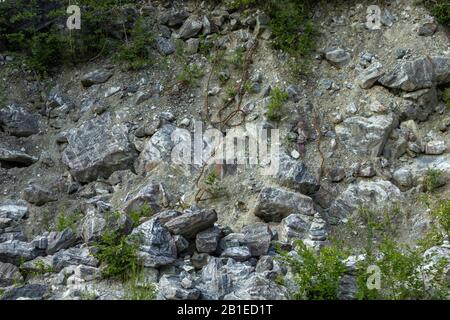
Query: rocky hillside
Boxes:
[{"xmin": 0, "ymin": 0, "xmax": 449, "ymax": 300}]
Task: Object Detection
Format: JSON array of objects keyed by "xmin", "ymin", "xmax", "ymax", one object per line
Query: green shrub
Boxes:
[
  {"xmin": 278, "ymin": 241, "xmax": 349, "ymax": 300},
  {"xmin": 130, "ymin": 202, "xmax": 153, "ymax": 227},
  {"xmin": 124, "ymin": 272, "xmax": 157, "ymax": 300},
  {"xmin": 266, "ymin": 87, "xmax": 288, "ymax": 121},
  {"xmin": 94, "ymin": 230, "xmax": 141, "ymax": 281},
  {"xmin": 56, "ymin": 211, "xmax": 82, "ymax": 232},
  {"xmin": 419, "ymin": 0, "xmax": 450, "ymax": 27},
  {"xmin": 177, "ymin": 63, "xmax": 204, "ymax": 87},
  {"xmin": 423, "ymin": 168, "xmax": 444, "ymax": 192},
  {"xmin": 443, "ymin": 88, "xmax": 450, "ymax": 109}
]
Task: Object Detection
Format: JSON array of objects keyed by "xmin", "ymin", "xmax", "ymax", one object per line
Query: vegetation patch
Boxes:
[{"xmin": 266, "ymin": 87, "xmax": 288, "ymax": 121}]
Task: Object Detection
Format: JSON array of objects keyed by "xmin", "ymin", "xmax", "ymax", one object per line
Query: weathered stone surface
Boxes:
[
  {"xmin": 279, "ymin": 214, "xmax": 313, "ymax": 244},
  {"xmin": 0, "ymin": 104, "xmax": 40, "ymax": 137},
  {"xmin": 329, "ymin": 180, "xmax": 403, "ymax": 219},
  {"xmin": 136, "ymin": 124, "xmax": 176, "ymax": 175},
  {"xmin": 0, "ymin": 240, "xmax": 41, "ymax": 265},
  {"xmin": 0, "ymin": 148, "xmax": 38, "ymax": 166},
  {"xmin": 196, "ymin": 226, "xmax": 221, "ymax": 253},
  {"xmin": 155, "ymin": 37, "xmax": 175, "ymax": 55},
  {"xmin": 132, "ymin": 218, "xmax": 177, "ymax": 268},
  {"xmin": 224, "ymin": 274, "xmax": 288, "ymax": 300},
  {"xmin": 325, "ymin": 48, "xmax": 351, "ymax": 67},
  {"xmin": 62, "ymin": 114, "xmax": 136, "ymax": 182},
  {"xmin": 274, "ymin": 153, "xmax": 319, "ymax": 195},
  {"xmin": 158, "ymin": 275, "xmax": 201, "ymax": 300},
  {"xmin": 52, "ymin": 246, "xmax": 99, "ymax": 271},
  {"xmin": 254, "ymin": 187, "xmax": 316, "ymax": 222},
  {"xmin": 0, "ymin": 261, "xmax": 23, "ymax": 286},
  {"xmin": 123, "ymin": 182, "xmax": 171, "ymax": 215},
  {"xmin": 335, "ymin": 114, "xmax": 397, "ymax": 157},
  {"xmin": 80, "ymin": 208, "xmax": 132, "ymax": 243},
  {"xmin": 81, "ymin": 69, "xmax": 113, "ymax": 87},
  {"xmin": 221, "ymin": 246, "xmax": 251, "ymax": 262},
  {"xmin": 378, "ymin": 56, "xmax": 450, "ymax": 92},
  {"xmin": 241, "ymin": 223, "xmax": 272, "ymax": 257},
  {"xmin": 165, "ymin": 207, "xmax": 217, "ymax": 239},
  {"xmin": 0, "ymin": 284, "xmax": 48, "ymax": 300},
  {"xmin": 179, "ymin": 16, "xmax": 203, "ymax": 39},
  {"xmin": 160, "ymin": 10, "xmax": 189, "ymax": 27},
  {"xmin": 358, "ymin": 62, "xmax": 384, "ymax": 89},
  {"xmin": 22, "ymin": 184, "xmax": 57, "ymax": 206},
  {"xmin": 199, "ymin": 257, "xmax": 254, "ymax": 300},
  {"xmin": 0, "ymin": 200, "xmax": 28, "ymax": 220},
  {"xmin": 46, "ymin": 229, "xmax": 78, "ymax": 255}
]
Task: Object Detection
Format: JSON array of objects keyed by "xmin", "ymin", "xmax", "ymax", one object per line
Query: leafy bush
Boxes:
[
  {"xmin": 419, "ymin": 0, "xmax": 450, "ymax": 27},
  {"xmin": 423, "ymin": 168, "xmax": 444, "ymax": 192},
  {"xmin": 130, "ymin": 202, "xmax": 153, "ymax": 227},
  {"xmin": 266, "ymin": 87, "xmax": 288, "ymax": 121},
  {"xmin": 177, "ymin": 63, "xmax": 205, "ymax": 87},
  {"xmin": 56, "ymin": 211, "xmax": 82, "ymax": 232},
  {"xmin": 94, "ymin": 230, "xmax": 141, "ymax": 281},
  {"xmin": 278, "ymin": 241, "xmax": 349, "ymax": 300}
]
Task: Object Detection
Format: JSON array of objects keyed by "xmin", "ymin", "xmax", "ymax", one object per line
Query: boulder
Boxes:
[
  {"xmin": 273, "ymin": 153, "xmax": 319, "ymax": 195},
  {"xmin": 329, "ymin": 180, "xmax": 403, "ymax": 219},
  {"xmin": 46, "ymin": 229, "xmax": 78, "ymax": 255},
  {"xmin": 241, "ymin": 223, "xmax": 272, "ymax": 257},
  {"xmin": 62, "ymin": 114, "xmax": 136, "ymax": 182},
  {"xmin": 155, "ymin": 37, "xmax": 175, "ymax": 56},
  {"xmin": 279, "ymin": 214, "xmax": 313, "ymax": 244},
  {"xmin": 0, "ymin": 200, "xmax": 28, "ymax": 220},
  {"xmin": 160, "ymin": 10, "xmax": 189, "ymax": 27},
  {"xmin": 223, "ymin": 274, "xmax": 288, "ymax": 300},
  {"xmin": 358, "ymin": 62, "xmax": 384, "ymax": 89},
  {"xmin": 0, "ymin": 104, "xmax": 40, "ymax": 137},
  {"xmin": 0, "ymin": 240, "xmax": 41, "ymax": 265},
  {"xmin": 22, "ymin": 184, "xmax": 57, "ymax": 206},
  {"xmin": 52, "ymin": 246, "xmax": 99, "ymax": 271},
  {"xmin": 325, "ymin": 48, "xmax": 351, "ymax": 67},
  {"xmin": 179, "ymin": 16, "xmax": 203, "ymax": 39},
  {"xmin": 81, "ymin": 69, "xmax": 113, "ymax": 87},
  {"xmin": 195, "ymin": 226, "xmax": 221, "ymax": 253},
  {"xmin": 165, "ymin": 207, "xmax": 217, "ymax": 239},
  {"xmin": 131, "ymin": 218, "xmax": 177, "ymax": 268},
  {"xmin": 0, "ymin": 284, "xmax": 48, "ymax": 300},
  {"xmin": 0, "ymin": 261, "xmax": 23, "ymax": 287},
  {"xmin": 221, "ymin": 246, "xmax": 251, "ymax": 262},
  {"xmin": 158, "ymin": 275, "xmax": 201, "ymax": 300},
  {"xmin": 378, "ymin": 56, "xmax": 450, "ymax": 92},
  {"xmin": 0, "ymin": 148, "xmax": 38, "ymax": 166},
  {"xmin": 253, "ymin": 187, "xmax": 316, "ymax": 222},
  {"xmin": 335, "ymin": 114, "xmax": 397, "ymax": 157}
]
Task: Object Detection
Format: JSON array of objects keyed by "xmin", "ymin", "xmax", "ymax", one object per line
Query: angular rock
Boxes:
[
  {"xmin": 224, "ymin": 274, "xmax": 288, "ymax": 300},
  {"xmin": 335, "ymin": 114, "xmax": 397, "ymax": 157},
  {"xmin": 274, "ymin": 153, "xmax": 319, "ymax": 195},
  {"xmin": 358, "ymin": 62, "xmax": 384, "ymax": 89},
  {"xmin": 46, "ymin": 229, "xmax": 78, "ymax": 255},
  {"xmin": 135, "ymin": 124, "xmax": 176, "ymax": 175},
  {"xmin": 329, "ymin": 180, "xmax": 403, "ymax": 219},
  {"xmin": 160, "ymin": 10, "xmax": 189, "ymax": 27},
  {"xmin": 0, "ymin": 104, "xmax": 40, "ymax": 137},
  {"xmin": 0, "ymin": 284, "xmax": 48, "ymax": 300},
  {"xmin": 241, "ymin": 223, "xmax": 272, "ymax": 257},
  {"xmin": 425, "ymin": 140, "xmax": 446, "ymax": 155},
  {"xmin": 81, "ymin": 69, "xmax": 113, "ymax": 87},
  {"xmin": 195, "ymin": 226, "xmax": 221, "ymax": 253},
  {"xmin": 158, "ymin": 275, "xmax": 200, "ymax": 300},
  {"xmin": 179, "ymin": 16, "xmax": 203, "ymax": 39},
  {"xmin": 155, "ymin": 37, "xmax": 175, "ymax": 56},
  {"xmin": 279, "ymin": 214, "xmax": 313, "ymax": 244},
  {"xmin": 221, "ymin": 246, "xmax": 251, "ymax": 262},
  {"xmin": 0, "ymin": 148, "xmax": 38, "ymax": 166},
  {"xmin": 0, "ymin": 200, "xmax": 28, "ymax": 220},
  {"xmin": 131, "ymin": 218, "xmax": 177, "ymax": 268},
  {"xmin": 123, "ymin": 182, "xmax": 171, "ymax": 216},
  {"xmin": 379, "ymin": 56, "xmax": 450, "ymax": 92},
  {"xmin": 165, "ymin": 207, "xmax": 217, "ymax": 239},
  {"xmin": 52, "ymin": 246, "xmax": 99, "ymax": 271},
  {"xmin": 0, "ymin": 240, "xmax": 41, "ymax": 265},
  {"xmin": 22, "ymin": 184, "xmax": 57, "ymax": 206},
  {"xmin": 325, "ymin": 48, "xmax": 351, "ymax": 67},
  {"xmin": 254, "ymin": 187, "xmax": 316, "ymax": 222},
  {"xmin": 62, "ymin": 114, "xmax": 136, "ymax": 182},
  {"xmin": 0, "ymin": 261, "xmax": 23, "ymax": 286},
  {"xmin": 80, "ymin": 208, "xmax": 132, "ymax": 243}
]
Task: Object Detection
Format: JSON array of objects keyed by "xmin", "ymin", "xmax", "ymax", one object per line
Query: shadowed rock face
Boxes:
[
  {"xmin": 0, "ymin": 104, "xmax": 40, "ymax": 137},
  {"xmin": 62, "ymin": 113, "xmax": 136, "ymax": 183}
]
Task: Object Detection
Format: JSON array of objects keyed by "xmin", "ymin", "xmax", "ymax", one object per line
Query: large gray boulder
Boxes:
[
  {"xmin": 165, "ymin": 207, "xmax": 217, "ymax": 239},
  {"xmin": 279, "ymin": 214, "xmax": 313, "ymax": 244},
  {"xmin": 253, "ymin": 187, "xmax": 316, "ymax": 222},
  {"xmin": 22, "ymin": 184, "xmax": 57, "ymax": 206},
  {"xmin": 0, "ymin": 147, "xmax": 38, "ymax": 166},
  {"xmin": 0, "ymin": 104, "xmax": 40, "ymax": 137},
  {"xmin": 158, "ymin": 274, "xmax": 201, "ymax": 300},
  {"xmin": 329, "ymin": 180, "xmax": 403, "ymax": 219},
  {"xmin": 335, "ymin": 114, "xmax": 397, "ymax": 157},
  {"xmin": 0, "ymin": 200, "xmax": 28, "ymax": 221},
  {"xmin": 45, "ymin": 229, "xmax": 78, "ymax": 255},
  {"xmin": 52, "ymin": 246, "xmax": 99, "ymax": 271},
  {"xmin": 378, "ymin": 56, "xmax": 450, "ymax": 92},
  {"xmin": 62, "ymin": 114, "xmax": 136, "ymax": 182},
  {"xmin": 358, "ymin": 62, "xmax": 384, "ymax": 89},
  {"xmin": 0, "ymin": 240, "xmax": 42, "ymax": 265},
  {"xmin": 179, "ymin": 16, "xmax": 203, "ymax": 39},
  {"xmin": 81, "ymin": 69, "xmax": 113, "ymax": 87},
  {"xmin": 196, "ymin": 226, "xmax": 221, "ymax": 254},
  {"xmin": 131, "ymin": 218, "xmax": 177, "ymax": 268}
]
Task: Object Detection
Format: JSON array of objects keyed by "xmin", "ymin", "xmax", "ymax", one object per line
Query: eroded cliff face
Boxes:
[{"xmin": 0, "ymin": 0, "xmax": 449, "ymax": 300}]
